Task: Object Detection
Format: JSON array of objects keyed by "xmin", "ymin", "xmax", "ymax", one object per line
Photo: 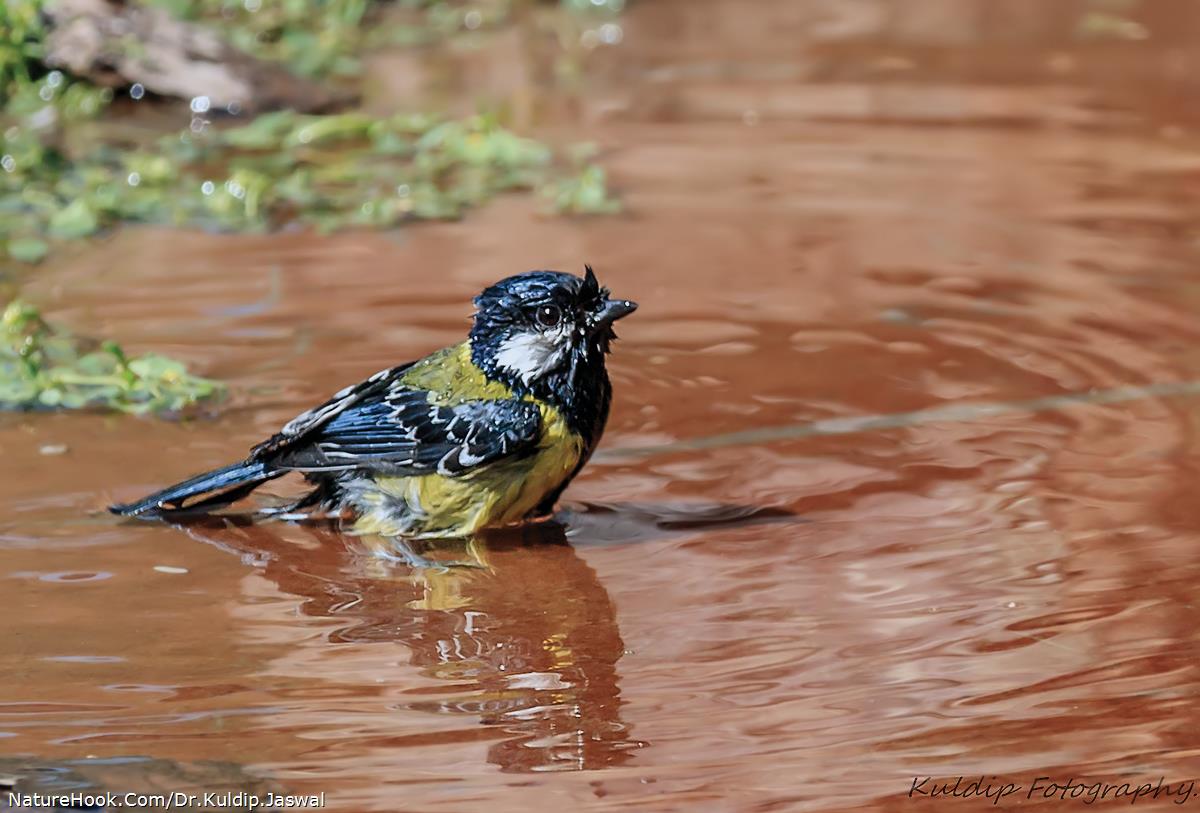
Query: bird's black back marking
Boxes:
[{"xmin": 248, "ymin": 365, "xmax": 542, "ymax": 478}]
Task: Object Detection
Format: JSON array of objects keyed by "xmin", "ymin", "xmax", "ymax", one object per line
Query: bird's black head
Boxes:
[{"xmin": 469, "ymin": 266, "xmax": 636, "ymax": 440}]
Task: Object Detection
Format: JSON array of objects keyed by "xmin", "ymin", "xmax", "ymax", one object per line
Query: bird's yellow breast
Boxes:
[{"xmin": 346, "ymin": 344, "xmax": 585, "ymax": 538}]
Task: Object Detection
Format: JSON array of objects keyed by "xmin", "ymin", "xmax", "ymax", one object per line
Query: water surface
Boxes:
[{"xmin": 6, "ymin": 1, "xmax": 1200, "ymax": 809}]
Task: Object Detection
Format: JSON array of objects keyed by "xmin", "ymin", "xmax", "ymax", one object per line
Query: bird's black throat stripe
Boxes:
[{"xmin": 469, "ymin": 332, "xmax": 614, "ymax": 449}]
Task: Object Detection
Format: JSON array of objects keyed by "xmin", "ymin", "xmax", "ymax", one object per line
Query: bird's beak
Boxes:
[{"xmin": 592, "ymin": 298, "xmax": 638, "ymax": 329}]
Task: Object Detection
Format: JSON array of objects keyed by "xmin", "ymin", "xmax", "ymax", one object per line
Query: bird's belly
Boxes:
[{"xmin": 344, "ymin": 417, "xmax": 584, "ymax": 538}]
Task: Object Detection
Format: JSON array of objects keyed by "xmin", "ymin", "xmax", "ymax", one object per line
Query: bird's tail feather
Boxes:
[{"xmin": 109, "ymin": 460, "xmax": 275, "ymax": 518}]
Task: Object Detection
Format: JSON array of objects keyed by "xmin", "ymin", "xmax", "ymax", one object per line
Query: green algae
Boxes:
[
  {"xmin": 0, "ymin": 300, "xmax": 224, "ymax": 414},
  {"xmin": 2, "ymin": 108, "xmax": 616, "ymax": 257}
]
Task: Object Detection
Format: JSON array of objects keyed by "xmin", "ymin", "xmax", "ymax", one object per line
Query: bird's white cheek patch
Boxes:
[{"xmin": 495, "ymin": 330, "xmax": 568, "ymax": 384}]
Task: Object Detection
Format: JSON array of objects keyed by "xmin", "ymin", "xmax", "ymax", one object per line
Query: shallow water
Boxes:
[{"xmin": 6, "ymin": 0, "xmax": 1200, "ymax": 810}]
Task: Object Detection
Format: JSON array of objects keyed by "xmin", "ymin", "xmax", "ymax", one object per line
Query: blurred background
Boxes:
[{"xmin": 5, "ymin": 1, "xmax": 1200, "ymax": 810}]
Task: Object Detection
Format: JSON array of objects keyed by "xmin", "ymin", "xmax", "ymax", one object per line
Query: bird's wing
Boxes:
[
  {"xmin": 252, "ymin": 369, "xmax": 542, "ymax": 476},
  {"xmin": 250, "ymin": 363, "xmax": 414, "ymax": 458}
]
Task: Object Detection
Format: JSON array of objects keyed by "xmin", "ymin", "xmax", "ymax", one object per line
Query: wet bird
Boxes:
[{"xmin": 110, "ymin": 267, "xmax": 637, "ymax": 538}]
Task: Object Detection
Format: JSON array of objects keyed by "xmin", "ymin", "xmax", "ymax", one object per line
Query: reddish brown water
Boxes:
[{"xmin": 7, "ymin": 1, "xmax": 1200, "ymax": 810}]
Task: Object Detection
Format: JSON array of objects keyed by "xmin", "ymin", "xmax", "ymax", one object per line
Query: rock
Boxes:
[{"xmin": 41, "ymin": 0, "xmax": 350, "ymax": 114}]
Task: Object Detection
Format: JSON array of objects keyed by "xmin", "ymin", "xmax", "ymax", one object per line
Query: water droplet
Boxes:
[
  {"xmin": 126, "ymin": 171, "xmax": 140, "ymax": 187},
  {"xmin": 396, "ymin": 183, "xmax": 410, "ymax": 197},
  {"xmin": 190, "ymin": 95, "xmax": 212, "ymax": 114},
  {"xmin": 1, "ymin": 155, "xmax": 15, "ymax": 173},
  {"xmin": 226, "ymin": 180, "xmax": 246, "ymax": 199},
  {"xmin": 361, "ymin": 201, "xmax": 375, "ymax": 216},
  {"xmin": 201, "ymin": 180, "xmax": 215, "ymax": 196},
  {"xmin": 190, "ymin": 116, "xmax": 209, "ymax": 133},
  {"xmin": 599, "ymin": 23, "xmax": 623, "ymax": 44},
  {"xmin": 464, "ymin": 9, "xmax": 482, "ymax": 29},
  {"xmin": 129, "ymin": 83, "xmax": 145, "ymax": 100},
  {"xmin": 46, "ymin": 71, "xmax": 63, "ymax": 88},
  {"xmin": 38, "ymin": 85, "xmax": 54, "ymax": 102},
  {"xmin": 226, "ymin": 100, "xmax": 242, "ymax": 116}
]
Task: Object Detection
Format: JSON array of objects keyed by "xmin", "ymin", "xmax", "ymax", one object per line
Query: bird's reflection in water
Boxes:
[{"xmin": 185, "ymin": 518, "xmax": 640, "ymax": 773}]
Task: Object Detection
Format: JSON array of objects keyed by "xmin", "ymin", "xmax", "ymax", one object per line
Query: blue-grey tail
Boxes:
[{"xmin": 109, "ymin": 460, "xmax": 274, "ymax": 519}]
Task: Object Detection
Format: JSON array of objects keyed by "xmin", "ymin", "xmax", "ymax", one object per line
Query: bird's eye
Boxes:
[{"xmin": 534, "ymin": 305, "xmax": 561, "ymax": 328}]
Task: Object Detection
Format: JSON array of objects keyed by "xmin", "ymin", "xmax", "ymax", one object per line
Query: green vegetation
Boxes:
[
  {"xmin": 2, "ymin": 0, "xmax": 623, "ymax": 263},
  {"xmin": 1, "ymin": 1, "xmax": 111, "ymax": 119},
  {"xmin": 146, "ymin": 0, "xmax": 618, "ymax": 77},
  {"xmin": 542, "ymin": 145, "xmax": 621, "ymax": 215},
  {"xmin": 150, "ymin": 0, "xmax": 374, "ymax": 77},
  {"xmin": 2, "ymin": 110, "xmax": 616, "ymax": 260},
  {"xmin": 0, "ymin": 1, "xmax": 48, "ymax": 106},
  {"xmin": 1, "ymin": 300, "xmax": 223, "ymax": 413},
  {"xmin": 560, "ymin": 0, "xmax": 624, "ymax": 14}
]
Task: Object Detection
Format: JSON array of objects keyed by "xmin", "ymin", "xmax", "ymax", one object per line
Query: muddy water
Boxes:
[{"xmin": 7, "ymin": 0, "xmax": 1200, "ymax": 810}]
